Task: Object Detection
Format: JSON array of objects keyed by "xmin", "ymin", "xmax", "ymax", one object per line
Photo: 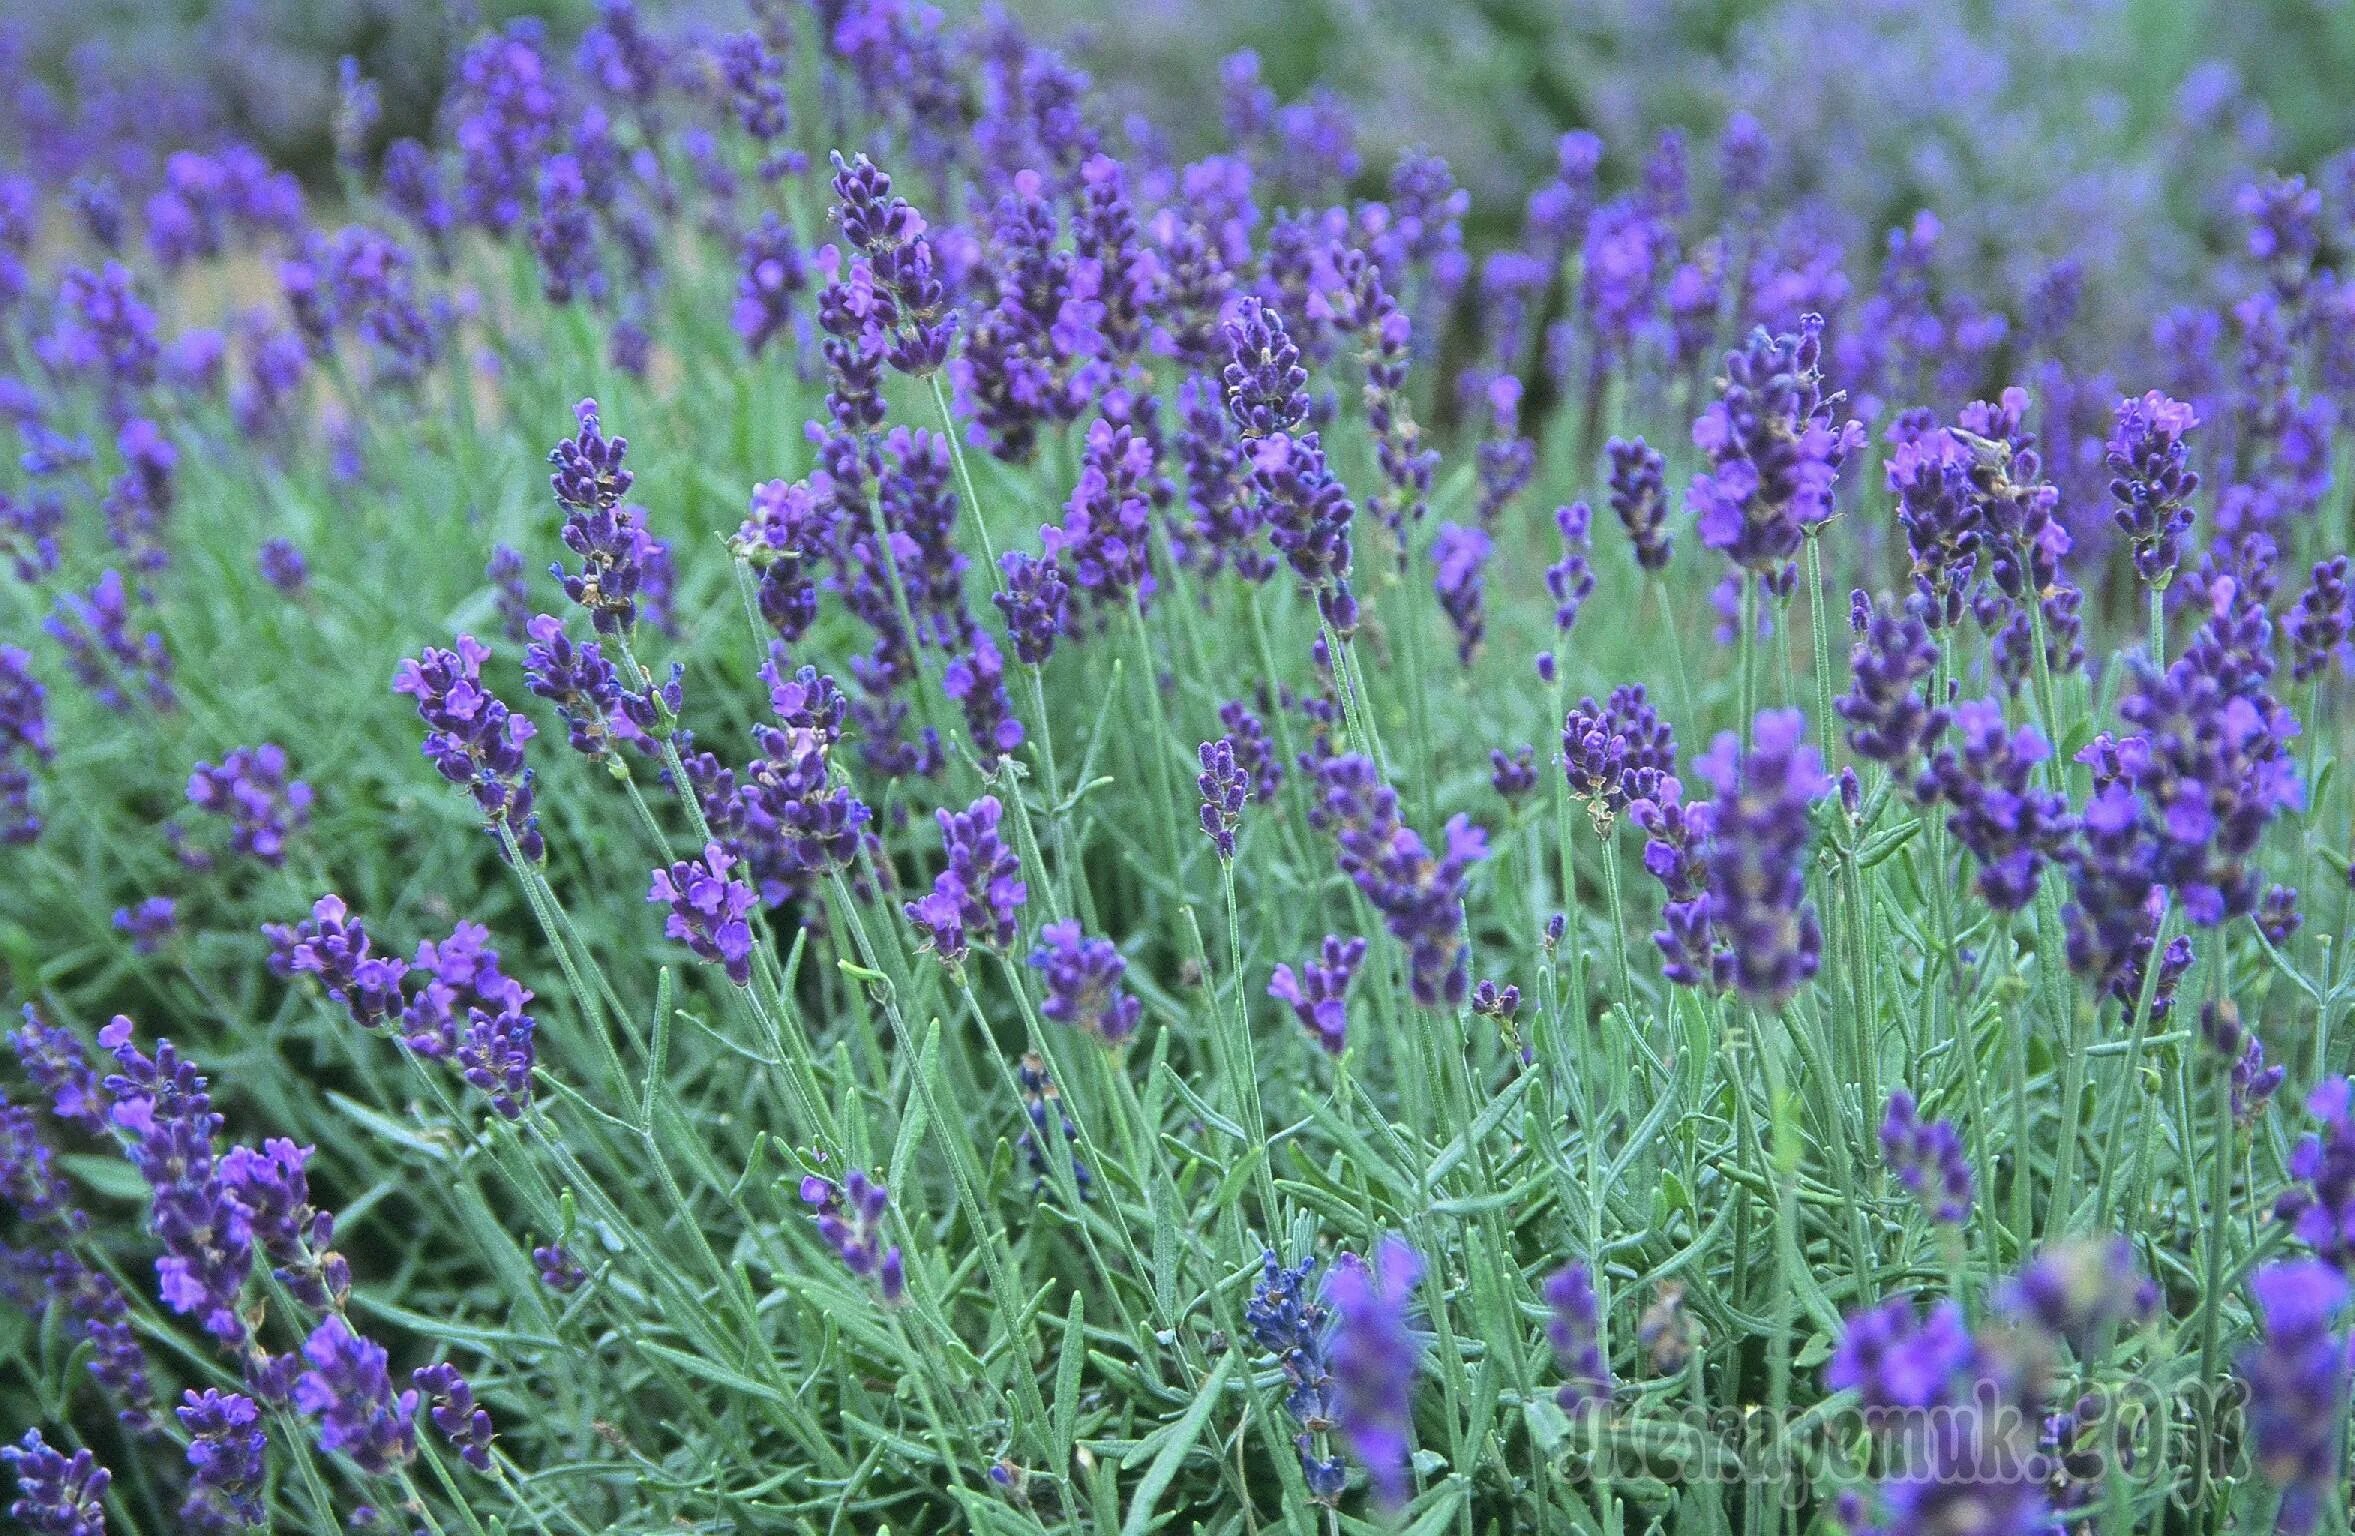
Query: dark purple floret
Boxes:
[
  {"xmin": 531, "ymin": 153, "xmax": 601, "ymax": 305},
  {"xmin": 548, "ymin": 400, "xmax": 656, "ymax": 635},
  {"xmin": 1996, "ymin": 1236, "xmax": 2158, "ymax": 1354},
  {"xmin": 2104, "ymin": 391, "xmax": 2200, "ymax": 589},
  {"xmin": 1249, "ymin": 429, "xmax": 1359, "ymax": 633},
  {"xmin": 1544, "ymin": 1262, "xmax": 1612, "ymax": 1416},
  {"xmin": 2260, "ymin": 884, "xmax": 2303, "ymax": 947},
  {"xmin": 993, "ymin": 551, "xmax": 1070, "ymax": 664},
  {"xmin": 1219, "ymin": 699, "xmax": 1283, "ymax": 803},
  {"xmin": 3, "ymin": 1430, "xmax": 110, "ymax": 1536},
  {"xmin": 1919, "ymin": 701, "xmax": 2072, "ymax": 912},
  {"xmin": 1878, "ymin": 1090, "xmax": 1973, "ymax": 1224},
  {"xmin": 112, "ymin": 897, "xmax": 176, "ymax": 955},
  {"xmin": 1244, "ymin": 1250, "xmax": 1346, "ymax": 1500},
  {"xmin": 1222, "ymin": 294, "xmax": 1309, "ymax": 439},
  {"xmin": 1269, "ymin": 935, "xmax": 1366, "ymax": 1055},
  {"xmin": 1826, "ymin": 1295, "xmax": 1974, "ymax": 1411},
  {"xmin": 12, "ymin": 1011, "xmax": 105, "ymax": 1137},
  {"xmin": 1690, "ymin": 315, "xmax": 1864, "ymax": 585},
  {"xmin": 801, "ymin": 1169, "xmax": 905, "ymax": 1302},
  {"xmin": 649, "ymin": 844, "xmax": 758, "ymax": 986},
  {"xmin": 1546, "ymin": 503, "xmax": 1597, "ymax": 638},
  {"xmin": 2241, "ymin": 1261, "xmax": 2350, "ymax": 1535},
  {"xmin": 1563, "ymin": 685, "xmax": 1679, "ymax": 828},
  {"xmin": 903, "ymin": 795, "xmax": 1026, "ymax": 963},
  {"xmin": 1326, "ymin": 1234, "xmax": 1422, "ymax": 1507},
  {"xmin": 826, "ymin": 152, "xmax": 953, "ymax": 376},
  {"xmin": 0, "ymin": 647, "xmax": 52, "ymax": 844},
  {"xmin": 1886, "ymin": 427, "xmax": 1982, "ymax": 629},
  {"xmin": 942, "ymin": 630, "xmax": 1026, "ymax": 760},
  {"xmin": 523, "ymin": 613, "xmax": 655, "ymax": 761},
  {"xmin": 265, "ymin": 894, "xmax": 409, "ymax": 1029},
  {"xmin": 1472, "ymin": 375, "xmax": 1535, "ymax": 530},
  {"xmin": 257, "ymin": 536, "xmax": 308, "ymax": 594},
  {"xmin": 1313, "ymin": 754, "xmax": 1486, "ymax": 1007},
  {"xmin": 293, "ymin": 1316, "xmax": 417, "ymax": 1475},
  {"xmin": 734, "ymin": 214, "xmax": 807, "ymax": 360},
  {"xmin": 393, "ymin": 636, "xmax": 542, "ymax": 862},
  {"xmin": 185, "ymin": 743, "xmax": 313, "ymax": 867},
  {"xmin": 2200, "ymin": 999, "xmax": 2285, "ymax": 1124},
  {"xmin": 1605, "ymin": 436, "xmax": 1673, "ymax": 572},
  {"xmin": 2287, "ymin": 556, "xmax": 2351, "ymax": 682},
  {"xmin": 178, "ymin": 1389, "xmax": 266, "ymax": 1533},
  {"xmin": 1029, "ymin": 919, "xmax": 1142, "ymax": 1045},
  {"xmin": 1431, "ymin": 522, "xmax": 1492, "ymax": 665},
  {"xmin": 1044, "ymin": 417, "xmax": 1160, "ymax": 616},
  {"xmin": 1837, "ymin": 597, "xmax": 1946, "ymax": 773},
  {"xmin": 1197, "ymin": 738, "xmax": 1249, "ymax": 859},
  {"xmin": 1692, "ymin": 710, "xmax": 1827, "ymax": 1006},
  {"xmin": 45, "ymin": 570, "xmax": 176, "ymax": 714},
  {"xmin": 413, "ymin": 1362, "xmax": 495, "ymax": 1473},
  {"xmin": 533, "ymin": 1242, "xmax": 588, "ymax": 1292},
  {"xmin": 2277, "ymin": 1078, "xmax": 2355, "ymax": 1275},
  {"xmin": 1490, "ymin": 746, "xmax": 1537, "ymax": 803}
]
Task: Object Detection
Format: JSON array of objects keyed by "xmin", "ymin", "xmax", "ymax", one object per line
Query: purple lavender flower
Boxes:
[
  {"xmin": 1878, "ymin": 1090, "xmax": 1973, "ymax": 1224},
  {"xmin": 2105, "ymin": 392, "xmax": 2200, "ymax": 589},
  {"xmin": 1245, "ymin": 1251, "xmax": 1346, "ymax": 1500},
  {"xmin": 1072, "ymin": 154, "xmax": 1159, "ymax": 366},
  {"xmin": 2201, "ymin": 999, "xmax": 2285, "ymax": 1125},
  {"xmin": 413, "ymin": 1362, "xmax": 495, "ymax": 1473},
  {"xmin": 1544, "ymin": 1262, "xmax": 1612, "ymax": 1417},
  {"xmin": 42, "ymin": 262, "xmax": 158, "ymax": 395},
  {"xmin": 1218, "ymin": 699, "xmax": 1283, "ymax": 805},
  {"xmin": 993, "ymin": 551, "xmax": 1070, "ymax": 665},
  {"xmin": 45, "ymin": 570, "xmax": 176, "ymax": 714},
  {"xmin": 0, "ymin": 647, "xmax": 52, "ymax": 844},
  {"xmin": 393, "ymin": 636, "xmax": 542, "ymax": 862},
  {"xmin": 3, "ymin": 1430, "xmax": 110, "ymax": 1536},
  {"xmin": 1692, "ymin": 710, "xmax": 1827, "ymax": 1006},
  {"xmin": 523, "ymin": 613, "xmax": 660, "ymax": 762},
  {"xmin": 2288, "ymin": 557, "xmax": 2351, "ymax": 682},
  {"xmin": 548, "ymin": 400, "xmax": 656, "ymax": 636},
  {"xmin": 533, "ymin": 1242, "xmax": 588, "ymax": 1292},
  {"xmin": 1919, "ymin": 702, "xmax": 2072, "ymax": 912},
  {"xmin": 450, "ymin": 25, "xmax": 559, "ymax": 236},
  {"xmin": 735, "ymin": 212, "xmax": 807, "ymax": 357},
  {"xmin": 2278, "ymin": 1078, "xmax": 2355, "ymax": 1273},
  {"xmin": 1326, "ymin": 1234, "xmax": 1422, "ymax": 1507},
  {"xmin": 1043, "ymin": 417, "xmax": 1160, "ymax": 616},
  {"xmin": 531, "ymin": 153, "xmax": 601, "ymax": 305},
  {"xmin": 903, "ymin": 795, "xmax": 1026, "ymax": 963},
  {"xmin": 178, "ymin": 1389, "xmax": 265, "ymax": 1533},
  {"xmin": 266, "ymin": 895, "xmax": 410, "ymax": 1030},
  {"xmin": 1562, "ymin": 685, "xmax": 1679, "ymax": 829},
  {"xmin": 1431, "ymin": 522, "xmax": 1492, "ymax": 666},
  {"xmin": 1313, "ymin": 754, "xmax": 1487, "ymax": 1007},
  {"xmin": 800, "ymin": 1169, "xmax": 905, "ymax": 1302},
  {"xmin": 257, "ymin": 537, "xmax": 308, "ymax": 595},
  {"xmin": 1269, "ymin": 935, "xmax": 1366, "ymax": 1056},
  {"xmin": 1837, "ymin": 597, "xmax": 1946, "ymax": 773},
  {"xmin": 649, "ymin": 844, "xmax": 758, "ymax": 986},
  {"xmin": 827, "ymin": 152, "xmax": 952, "ymax": 376},
  {"xmin": 111, "ymin": 897, "xmax": 176, "ymax": 955},
  {"xmin": 1472, "ymin": 375, "xmax": 1536, "ymax": 530},
  {"xmin": 13, "ymin": 1010, "xmax": 106, "ymax": 1135},
  {"xmin": 1689, "ymin": 316, "xmax": 1863, "ymax": 589},
  {"xmin": 1996, "ymin": 1237, "xmax": 2157, "ymax": 1354},
  {"xmin": 1197, "ymin": 738, "xmax": 1249, "ymax": 859},
  {"xmin": 1250, "ymin": 429, "xmax": 1359, "ymax": 633},
  {"xmin": 942, "ymin": 630, "xmax": 1026, "ymax": 761},
  {"xmin": 1826, "ymin": 1295, "xmax": 1975, "ymax": 1411},
  {"xmin": 1223, "ymin": 295, "xmax": 1309, "ymax": 439},
  {"xmin": 1491, "ymin": 746, "xmax": 1538, "ymax": 803},
  {"xmin": 293, "ymin": 1316, "xmax": 417, "ymax": 1475},
  {"xmin": 1601, "ymin": 437, "xmax": 1673, "ymax": 577},
  {"xmin": 1635, "ymin": 777, "xmax": 1715, "ymax": 988},
  {"xmin": 2241, "ymin": 1260, "xmax": 2351, "ymax": 1535},
  {"xmin": 1029, "ymin": 920, "xmax": 1143, "ymax": 1045},
  {"xmin": 185, "ymin": 744, "xmax": 313, "ymax": 867}
]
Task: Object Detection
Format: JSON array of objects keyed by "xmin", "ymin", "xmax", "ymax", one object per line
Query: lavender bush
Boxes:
[{"xmin": 5, "ymin": 3, "xmax": 2355, "ymax": 1533}]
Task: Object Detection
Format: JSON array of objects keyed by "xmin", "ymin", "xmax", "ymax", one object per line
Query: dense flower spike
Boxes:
[
  {"xmin": 904, "ymin": 795, "xmax": 1025, "ymax": 963},
  {"xmin": 1826, "ymin": 1295, "xmax": 1975, "ymax": 1411},
  {"xmin": 414, "ymin": 1362, "xmax": 496, "ymax": 1473},
  {"xmin": 1689, "ymin": 316, "xmax": 1863, "ymax": 587},
  {"xmin": 826, "ymin": 152, "xmax": 952, "ymax": 375},
  {"xmin": 1431, "ymin": 522, "xmax": 1493, "ymax": 665},
  {"xmin": 0, "ymin": 647, "xmax": 52, "ymax": 844},
  {"xmin": 1223, "ymin": 295, "xmax": 1309, "ymax": 439},
  {"xmin": 993, "ymin": 551, "xmax": 1070, "ymax": 665},
  {"xmin": 1544, "ymin": 1262, "xmax": 1612, "ymax": 1416},
  {"xmin": 1562, "ymin": 685, "xmax": 1678, "ymax": 829},
  {"xmin": 1029, "ymin": 920, "xmax": 1142, "ymax": 1045},
  {"xmin": 4, "ymin": 1431, "xmax": 111, "ymax": 1536},
  {"xmin": 2240, "ymin": 1261, "xmax": 2352, "ymax": 1534},
  {"xmin": 1878, "ymin": 1090, "xmax": 1973, "ymax": 1224},
  {"xmin": 294, "ymin": 1316, "xmax": 418, "ymax": 1475},
  {"xmin": 1326, "ymin": 1235, "xmax": 1423, "ymax": 1506},
  {"xmin": 2279, "ymin": 1078, "xmax": 2355, "ymax": 1274},
  {"xmin": 649, "ymin": 844, "xmax": 758, "ymax": 985},
  {"xmin": 1692, "ymin": 710, "xmax": 1826, "ymax": 1005},
  {"xmin": 1197, "ymin": 738, "xmax": 1249, "ymax": 859},
  {"xmin": 548, "ymin": 400, "xmax": 657, "ymax": 635},
  {"xmin": 2287, "ymin": 556, "xmax": 2351, "ymax": 681},
  {"xmin": 1313, "ymin": 754, "xmax": 1487, "ymax": 1007},
  {"xmin": 1606, "ymin": 435, "xmax": 1673, "ymax": 572},
  {"xmin": 394, "ymin": 636, "xmax": 543, "ymax": 862},
  {"xmin": 1268, "ymin": 935, "xmax": 1367, "ymax": 1055},
  {"xmin": 177, "ymin": 1390, "xmax": 266, "ymax": 1533},
  {"xmin": 184, "ymin": 743, "xmax": 313, "ymax": 866},
  {"xmin": 45, "ymin": 570, "xmax": 176, "ymax": 714},
  {"xmin": 1920, "ymin": 702, "xmax": 2072, "ymax": 911},
  {"xmin": 1250, "ymin": 428, "xmax": 1360, "ymax": 633},
  {"xmin": 2105, "ymin": 391, "xmax": 2201, "ymax": 588},
  {"xmin": 1246, "ymin": 1252, "xmax": 1346, "ymax": 1500},
  {"xmin": 800, "ymin": 1170, "xmax": 905, "ymax": 1301},
  {"xmin": 1836, "ymin": 596, "xmax": 1945, "ymax": 772}
]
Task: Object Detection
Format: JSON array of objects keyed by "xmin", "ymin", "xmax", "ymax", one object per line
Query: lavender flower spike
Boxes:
[
  {"xmin": 649, "ymin": 843, "xmax": 758, "ymax": 985},
  {"xmin": 1326, "ymin": 1233, "xmax": 1423, "ymax": 1506},
  {"xmin": 4, "ymin": 1430, "xmax": 111, "ymax": 1536},
  {"xmin": 1268, "ymin": 935, "xmax": 1367, "ymax": 1055},
  {"xmin": 2240, "ymin": 1260, "xmax": 2352, "ymax": 1535}
]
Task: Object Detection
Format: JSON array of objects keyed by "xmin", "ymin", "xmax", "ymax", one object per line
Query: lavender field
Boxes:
[{"xmin": 4, "ymin": 2, "xmax": 2355, "ymax": 1532}]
